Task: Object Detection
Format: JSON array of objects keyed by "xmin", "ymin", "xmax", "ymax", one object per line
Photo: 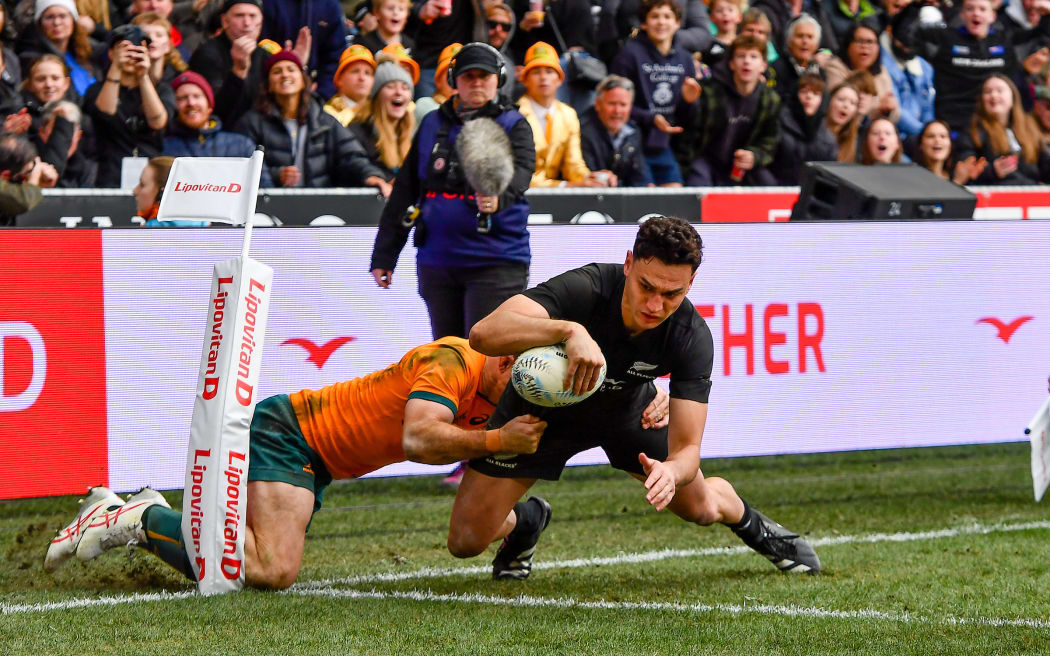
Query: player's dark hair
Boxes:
[{"xmin": 633, "ymin": 216, "xmax": 702, "ymax": 271}]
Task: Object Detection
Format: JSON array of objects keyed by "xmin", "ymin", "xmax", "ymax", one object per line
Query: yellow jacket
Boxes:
[
  {"xmin": 517, "ymin": 97, "xmax": 591, "ymax": 187},
  {"xmin": 324, "ymin": 95, "xmax": 359, "ymax": 127}
]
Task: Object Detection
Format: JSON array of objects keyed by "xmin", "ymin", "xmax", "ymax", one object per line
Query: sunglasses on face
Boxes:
[{"xmin": 487, "ymin": 20, "xmax": 511, "ymax": 31}]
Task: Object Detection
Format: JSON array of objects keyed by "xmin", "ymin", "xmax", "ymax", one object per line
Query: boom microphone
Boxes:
[{"xmin": 456, "ymin": 117, "xmax": 514, "ymax": 233}]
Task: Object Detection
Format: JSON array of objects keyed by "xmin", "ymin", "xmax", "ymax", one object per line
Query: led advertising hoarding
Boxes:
[{"xmin": 2, "ymin": 222, "xmax": 1048, "ymax": 498}]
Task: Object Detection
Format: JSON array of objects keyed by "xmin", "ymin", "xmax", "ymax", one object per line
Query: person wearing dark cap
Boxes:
[
  {"xmin": 188, "ymin": 0, "xmax": 269, "ymax": 128},
  {"xmin": 370, "ymin": 42, "xmax": 535, "ymax": 344},
  {"xmin": 83, "ymin": 24, "xmax": 175, "ymax": 188},
  {"xmin": 163, "ymin": 70, "xmax": 262, "ymax": 170},
  {"xmin": 234, "ymin": 50, "xmax": 391, "ymax": 191}
]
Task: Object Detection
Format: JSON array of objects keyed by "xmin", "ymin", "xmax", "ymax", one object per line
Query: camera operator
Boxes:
[
  {"xmin": 84, "ymin": 24, "xmax": 174, "ymax": 187},
  {"xmin": 369, "ymin": 42, "xmax": 535, "ymax": 341}
]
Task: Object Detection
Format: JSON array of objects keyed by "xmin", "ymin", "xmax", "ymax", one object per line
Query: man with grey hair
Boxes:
[{"xmin": 579, "ymin": 75, "xmax": 653, "ymax": 187}]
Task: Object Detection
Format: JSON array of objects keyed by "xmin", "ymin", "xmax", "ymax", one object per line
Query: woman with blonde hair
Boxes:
[
  {"xmin": 132, "ymin": 12, "xmax": 187, "ymax": 86},
  {"xmin": 955, "ymin": 73, "xmax": 1050, "ymax": 185},
  {"xmin": 348, "ymin": 57, "xmax": 415, "ymax": 182},
  {"xmin": 825, "ymin": 80, "xmax": 862, "ymax": 163}
]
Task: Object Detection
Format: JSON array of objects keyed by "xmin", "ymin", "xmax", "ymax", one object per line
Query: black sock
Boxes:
[
  {"xmin": 511, "ymin": 499, "xmax": 540, "ymax": 537},
  {"xmin": 727, "ymin": 499, "xmax": 763, "ymax": 546}
]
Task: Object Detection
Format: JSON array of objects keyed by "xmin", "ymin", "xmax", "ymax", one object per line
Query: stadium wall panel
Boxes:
[{"xmin": 1, "ymin": 222, "xmax": 1048, "ymax": 499}]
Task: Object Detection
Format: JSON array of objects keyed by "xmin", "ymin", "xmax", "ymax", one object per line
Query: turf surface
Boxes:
[{"xmin": 2, "ymin": 442, "xmax": 1048, "ymax": 655}]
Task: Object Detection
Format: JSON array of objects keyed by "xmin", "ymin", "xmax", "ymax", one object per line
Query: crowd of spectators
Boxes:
[{"xmin": 2, "ymin": 0, "xmax": 1050, "ymax": 220}]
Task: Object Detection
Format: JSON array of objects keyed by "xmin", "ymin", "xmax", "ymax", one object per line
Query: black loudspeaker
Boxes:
[{"xmin": 790, "ymin": 162, "xmax": 977, "ymax": 221}]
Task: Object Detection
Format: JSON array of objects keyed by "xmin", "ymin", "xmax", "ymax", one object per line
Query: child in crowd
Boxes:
[
  {"xmin": 772, "ymin": 72, "xmax": 838, "ymax": 184},
  {"xmin": 610, "ymin": 0, "xmax": 700, "ymax": 186},
  {"xmin": 739, "ymin": 9, "xmax": 778, "ymax": 63},
  {"xmin": 677, "ymin": 34, "xmax": 781, "ymax": 185},
  {"xmin": 326, "ymin": 45, "xmax": 377, "ymax": 126},
  {"xmin": 859, "ymin": 117, "xmax": 904, "ymax": 164},
  {"xmin": 825, "ymin": 79, "xmax": 863, "ymax": 162},
  {"xmin": 357, "ymin": 0, "xmax": 415, "ymax": 55},
  {"xmin": 703, "ymin": 0, "xmax": 744, "ymax": 66}
]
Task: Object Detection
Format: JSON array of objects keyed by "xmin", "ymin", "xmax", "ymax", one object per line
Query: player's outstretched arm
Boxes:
[
  {"xmin": 401, "ymin": 399, "xmax": 547, "ymax": 464},
  {"xmin": 638, "ymin": 398, "xmax": 708, "ymax": 510}
]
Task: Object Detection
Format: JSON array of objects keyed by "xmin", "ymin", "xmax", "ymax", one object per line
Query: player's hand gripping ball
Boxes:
[{"xmin": 511, "ymin": 344, "xmax": 607, "ymax": 407}]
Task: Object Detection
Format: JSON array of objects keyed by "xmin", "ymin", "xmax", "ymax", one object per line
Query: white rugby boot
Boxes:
[
  {"xmin": 44, "ymin": 487, "xmax": 124, "ymax": 573},
  {"xmin": 76, "ymin": 488, "xmax": 171, "ymax": 561}
]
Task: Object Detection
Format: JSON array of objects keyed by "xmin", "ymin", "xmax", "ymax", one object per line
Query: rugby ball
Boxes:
[{"xmin": 511, "ymin": 344, "xmax": 607, "ymax": 407}]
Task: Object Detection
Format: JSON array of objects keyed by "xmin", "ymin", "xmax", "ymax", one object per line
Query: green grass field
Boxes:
[{"xmin": 3, "ymin": 442, "xmax": 1049, "ymax": 655}]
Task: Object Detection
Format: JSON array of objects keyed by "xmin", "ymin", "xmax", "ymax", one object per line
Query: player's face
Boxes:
[{"xmin": 621, "ymin": 252, "xmax": 695, "ymax": 335}]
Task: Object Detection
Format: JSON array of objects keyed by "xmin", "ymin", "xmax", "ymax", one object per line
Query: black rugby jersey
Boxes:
[{"xmin": 521, "ymin": 263, "xmax": 713, "ymax": 417}]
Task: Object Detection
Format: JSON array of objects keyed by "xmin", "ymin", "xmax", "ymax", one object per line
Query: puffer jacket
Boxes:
[{"xmin": 234, "ymin": 99, "xmax": 385, "ymax": 188}]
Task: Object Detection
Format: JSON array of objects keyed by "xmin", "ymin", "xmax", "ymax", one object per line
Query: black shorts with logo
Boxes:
[{"xmin": 468, "ymin": 385, "xmax": 668, "ymax": 480}]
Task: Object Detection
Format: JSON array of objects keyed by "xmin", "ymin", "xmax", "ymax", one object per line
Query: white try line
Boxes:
[
  {"xmin": 291, "ymin": 587, "xmax": 1050, "ymax": 630},
  {"xmin": 4, "ymin": 519, "xmax": 1050, "ymax": 616},
  {"xmin": 296, "ymin": 519, "xmax": 1050, "ymax": 589}
]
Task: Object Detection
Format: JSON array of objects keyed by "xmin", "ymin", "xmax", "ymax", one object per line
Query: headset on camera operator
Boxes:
[{"xmin": 369, "ymin": 42, "xmax": 536, "ymax": 341}]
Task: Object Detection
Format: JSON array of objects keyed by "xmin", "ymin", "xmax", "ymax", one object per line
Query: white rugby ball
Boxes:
[{"xmin": 511, "ymin": 343, "xmax": 607, "ymax": 407}]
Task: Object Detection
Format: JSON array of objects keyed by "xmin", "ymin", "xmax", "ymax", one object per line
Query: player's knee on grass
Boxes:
[
  {"xmin": 446, "ymin": 524, "xmax": 490, "ymax": 559},
  {"xmin": 247, "ymin": 558, "xmax": 302, "ymax": 590}
]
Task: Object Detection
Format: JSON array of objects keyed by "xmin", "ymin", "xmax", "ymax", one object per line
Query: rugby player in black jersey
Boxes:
[{"xmin": 446, "ymin": 216, "xmax": 821, "ymax": 578}]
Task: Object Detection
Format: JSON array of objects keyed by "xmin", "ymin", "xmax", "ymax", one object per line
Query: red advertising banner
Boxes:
[{"xmin": 0, "ymin": 231, "xmax": 108, "ymax": 498}]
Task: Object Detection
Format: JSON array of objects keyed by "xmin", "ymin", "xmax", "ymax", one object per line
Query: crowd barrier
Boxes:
[
  {"xmin": 16, "ymin": 186, "xmax": 1050, "ymax": 228},
  {"xmin": 3, "ymin": 221, "xmax": 1048, "ymax": 500}
]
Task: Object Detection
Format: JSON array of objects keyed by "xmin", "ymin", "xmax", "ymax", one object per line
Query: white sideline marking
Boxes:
[
  {"xmin": 0, "ymin": 590, "xmax": 194, "ymax": 614},
  {"xmin": 4, "ymin": 519, "xmax": 1049, "ymax": 616},
  {"xmin": 293, "ymin": 587, "xmax": 1050, "ymax": 630},
  {"xmin": 297, "ymin": 519, "xmax": 1050, "ymax": 589}
]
